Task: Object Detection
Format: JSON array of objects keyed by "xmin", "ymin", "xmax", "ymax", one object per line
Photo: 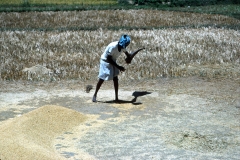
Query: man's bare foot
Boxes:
[
  {"xmin": 92, "ymin": 95, "xmax": 97, "ymax": 102},
  {"xmin": 114, "ymin": 99, "xmax": 123, "ymax": 103}
]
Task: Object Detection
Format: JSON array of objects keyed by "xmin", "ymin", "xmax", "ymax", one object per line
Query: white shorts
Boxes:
[{"xmin": 98, "ymin": 59, "xmax": 119, "ymax": 81}]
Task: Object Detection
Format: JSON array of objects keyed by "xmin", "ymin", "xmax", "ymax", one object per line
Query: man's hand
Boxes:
[
  {"xmin": 125, "ymin": 57, "xmax": 132, "ymax": 64},
  {"xmin": 124, "ymin": 47, "xmax": 145, "ymax": 64},
  {"xmin": 117, "ymin": 65, "xmax": 125, "ymax": 72}
]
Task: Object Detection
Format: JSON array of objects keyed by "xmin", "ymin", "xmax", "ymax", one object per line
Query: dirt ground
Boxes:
[{"xmin": 0, "ymin": 77, "xmax": 239, "ymax": 160}]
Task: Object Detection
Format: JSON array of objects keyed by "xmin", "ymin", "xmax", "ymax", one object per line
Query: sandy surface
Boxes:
[{"xmin": 0, "ymin": 77, "xmax": 239, "ymax": 159}]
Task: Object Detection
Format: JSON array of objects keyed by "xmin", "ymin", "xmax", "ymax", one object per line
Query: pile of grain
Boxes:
[{"xmin": 0, "ymin": 105, "xmax": 87, "ymax": 160}]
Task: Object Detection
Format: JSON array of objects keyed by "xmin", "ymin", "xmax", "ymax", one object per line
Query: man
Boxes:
[{"xmin": 92, "ymin": 34, "xmax": 131, "ymax": 102}]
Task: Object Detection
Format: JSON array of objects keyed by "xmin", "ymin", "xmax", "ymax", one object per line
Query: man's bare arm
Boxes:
[{"xmin": 107, "ymin": 55, "xmax": 125, "ymax": 71}]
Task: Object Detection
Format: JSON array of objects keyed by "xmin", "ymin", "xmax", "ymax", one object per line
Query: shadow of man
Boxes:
[{"xmin": 101, "ymin": 91, "xmax": 152, "ymax": 105}]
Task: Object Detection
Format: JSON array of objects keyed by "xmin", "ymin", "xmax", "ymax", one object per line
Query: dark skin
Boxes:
[
  {"xmin": 93, "ymin": 43, "xmax": 127, "ymax": 102},
  {"xmin": 93, "ymin": 44, "xmax": 144, "ymax": 103}
]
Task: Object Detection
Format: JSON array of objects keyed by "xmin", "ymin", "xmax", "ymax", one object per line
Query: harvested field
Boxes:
[
  {"xmin": 0, "ymin": 9, "xmax": 239, "ymax": 160},
  {"xmin": 1, "ymin": 10, "xmax": 239, "ymax": 30},
  {"xmin": 0, "ymin": 28, "xmax": 240, "ymax": 81},
  {"xmin": 1, "ymin": 10, "xmax": 239, "ymax": 81}
]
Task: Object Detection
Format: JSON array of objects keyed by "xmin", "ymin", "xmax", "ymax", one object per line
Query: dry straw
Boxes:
[
  {"xmin": 1, "ymin": 27, "xmax": 239, "ymax": 81},
  {"xmin": 0, "ymin": 10, "xmax": 239, "ymax": 81},
  {"xmin": 1, "ymin": 10, "xmax": 239, "ymax": 30}
]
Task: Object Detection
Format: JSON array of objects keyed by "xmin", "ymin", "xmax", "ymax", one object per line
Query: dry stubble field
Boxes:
[{"xmin": 0, "ymin": 9, "xmax": 240, "ymax": 160}]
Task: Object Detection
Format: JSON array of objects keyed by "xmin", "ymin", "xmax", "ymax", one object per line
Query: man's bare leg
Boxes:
[
  {"xmin": 113, "ymin": 76, "xmax": 119, "ymax": 101},
  {"xmin": 93, "ymin": 78, "xmax": 104, "ymax": 102}
]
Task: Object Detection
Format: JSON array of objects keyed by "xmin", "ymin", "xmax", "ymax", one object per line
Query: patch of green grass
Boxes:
[
  {"xmin": 0, "ymin": 0, "xmax": 119, "ymax": 12},
  {"xmin": 0, "ymin": 0, "xmax": 117, "ymax": 5},
  {"xmin": 165, "ymin": 5, "xmax": 240, "ymax": 19}
]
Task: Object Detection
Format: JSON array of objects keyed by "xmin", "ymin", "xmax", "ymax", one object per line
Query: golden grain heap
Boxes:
[
  {"xmin": 0, "ymin": 105, "xmax": 88, "ymax": 160},
  {"xmin": 0, "ymin": 10, "xmax": 239, "ymax": 81}
]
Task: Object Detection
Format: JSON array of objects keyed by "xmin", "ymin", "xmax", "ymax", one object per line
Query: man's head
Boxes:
[{"xmin": 119, "ymin": 34, "xmax": 131, "ymax": 49}]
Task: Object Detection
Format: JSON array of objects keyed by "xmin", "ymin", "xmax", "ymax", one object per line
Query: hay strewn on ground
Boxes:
[
  {"xmin": 1, "ymin": 28, "xmax": 239, "ymax": 81},
  {"xmin": 0, "ymin": 10, "xmax": 239, "ymax": 81},
  {"xmin": 0, "ymin": 105, "xmax": 88, "ymax": 160}
]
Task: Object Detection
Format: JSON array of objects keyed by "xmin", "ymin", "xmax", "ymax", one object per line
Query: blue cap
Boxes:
[{"xmin": 119, "ymin": 35, "xmax": 131, "ymax": 48}]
